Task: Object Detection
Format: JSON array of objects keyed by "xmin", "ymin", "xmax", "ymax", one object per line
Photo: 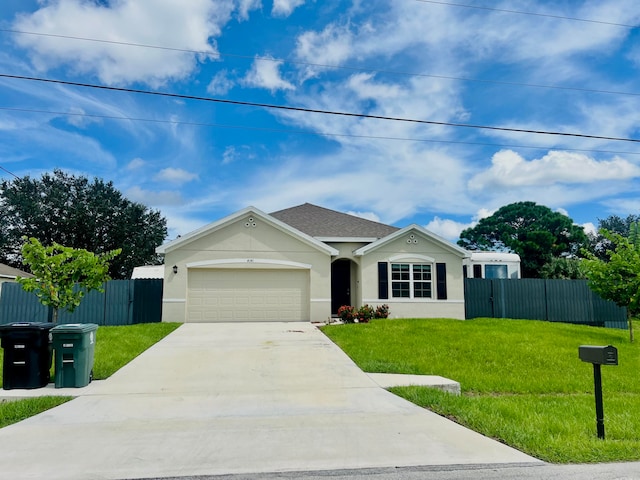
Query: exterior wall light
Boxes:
[{"xmin": 172, "ymin": 265, "xmax": 178, "ymax": 274}]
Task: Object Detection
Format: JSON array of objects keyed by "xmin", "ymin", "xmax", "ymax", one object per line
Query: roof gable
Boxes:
[
  {"xmin": 156, "ymin": 206, "xmax": 338, "ymax": 255},
  {"xmin": 354, "ymin": 224, "xmax": 470, "ymax": 258},
  {"xmin": 270, "ymin": 203, "xmax": 399, "ymax": 239}
]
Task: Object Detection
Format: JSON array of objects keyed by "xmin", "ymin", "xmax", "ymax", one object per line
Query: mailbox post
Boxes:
[{"xmin": 578, "ymin": 345, "xmax": 618, "ymax": 439}]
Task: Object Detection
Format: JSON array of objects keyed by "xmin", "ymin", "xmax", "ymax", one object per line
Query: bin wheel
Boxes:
[{"xmin": 89, "ymin": 369, "xmax": 93, "ymax": 383}]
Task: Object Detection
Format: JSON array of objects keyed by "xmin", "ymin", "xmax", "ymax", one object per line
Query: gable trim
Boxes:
[
  {"xmin": 156, "ymin": 206, "xmax": 338, "ymax": 256},
  {"xmin": 354, "ymin": 224, "xmax": 470, "ymax": 258}
]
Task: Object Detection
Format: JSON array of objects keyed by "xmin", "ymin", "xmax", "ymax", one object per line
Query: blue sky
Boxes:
[{"xmin": 2, "ymin": 1, "xmax": 640, "ymax": 241}]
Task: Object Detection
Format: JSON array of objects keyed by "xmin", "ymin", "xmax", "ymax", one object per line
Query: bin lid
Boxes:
[
  {"xmin": 51, "ymin": 323, "xmax": 98, "ymax": 333},
  {"xmin": 0, "ymin": 322, "xmax": 55, "ymax": 333}
]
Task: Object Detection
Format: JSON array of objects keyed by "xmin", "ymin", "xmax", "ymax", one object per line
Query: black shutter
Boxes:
[
  {"xmin": 436, "ymin": 263, "xmax": 447, "ymax": 300},
  {"xmin": 378, "ymin": 262, "xmax": 389, "ymax": 299}
]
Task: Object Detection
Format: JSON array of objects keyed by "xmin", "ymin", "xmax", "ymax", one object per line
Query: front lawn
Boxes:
[
  {"xmin": 321, "ymin": 318, "xmax": 640, "ymax": 463},
  {"xmin": 0, "ymin": 322, "xmax": 181, "ymax": 428}
]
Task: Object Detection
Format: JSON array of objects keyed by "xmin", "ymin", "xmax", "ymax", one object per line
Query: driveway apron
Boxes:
[{"xmin": 0, "ymin": 323, "xmax": 540, "ymax": 479}]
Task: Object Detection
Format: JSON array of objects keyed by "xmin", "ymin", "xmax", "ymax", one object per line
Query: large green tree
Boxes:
[
  {"xmin": 457, "ymin": 201, "xmax": 588, "ymax": 278},
  {"xmin": 0, "ymin": 170, "xmax": 167, "ymax": 279}
]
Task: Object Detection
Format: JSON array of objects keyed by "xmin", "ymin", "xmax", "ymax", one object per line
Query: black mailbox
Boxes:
[{"xmin": 579, "ymin": 345, "xmax": 618, "ymax": 365}]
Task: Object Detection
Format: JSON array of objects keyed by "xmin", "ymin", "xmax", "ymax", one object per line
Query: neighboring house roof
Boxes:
[
  {"xmin": 131, "ymin": 265, "xmax": 165, "ymax": 279},
  {"xmin": 0, "ymin": 262, "xmax": 34, "ymax": 279},
  {"xmin": 156, "ymin": 206, "xmax": 339, "ymax": 256},
  {"xmin": 270, "ymin": 203, "xmax": 399, "ymax": 240}
]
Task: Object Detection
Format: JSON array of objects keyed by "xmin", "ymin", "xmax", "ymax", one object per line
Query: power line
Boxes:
[
  {"xmin": 2, "ymin": 73, "xmax": 639, "ymax": 144},
  {"xmin": 3, "ymin": 105, "xmax": 640, "ymax": 157},
  {"xmin": 414, "ymin": 0, "xmax": 640, "ymax": 28},
  {"xmin": 0, "ymin": 165, "xmax": 19, "ymax": 179},
  {"xmin": 3, "ymin": 28, "xmax": 640, "ymax": 98}
]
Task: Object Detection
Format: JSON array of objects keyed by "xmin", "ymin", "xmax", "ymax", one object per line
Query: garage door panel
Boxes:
[{"xmin": 187, "ymin": 269, "xmax": 309, "ymax": 322}]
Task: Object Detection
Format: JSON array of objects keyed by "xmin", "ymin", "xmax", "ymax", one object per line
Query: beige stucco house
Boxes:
[{"xmin": 156, "ymin": 203, "xmax": 470, "ymax": 323}]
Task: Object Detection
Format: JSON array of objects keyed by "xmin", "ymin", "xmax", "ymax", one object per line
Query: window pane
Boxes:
[
  {"xmin": 392, "ymin": 264, "xmax": 410, "ymax": 280},
  {"xmin": 392, "ymin": 281, "xmax": 410, "ymax": 298},
  {"xmin": 485, "ymin": 265, "xmax": 508, "ymax": 279},
  {"xmin": 414, "ymin": 282, "xmax": 432, "ymax": 298},
  {"xmin": 413, "ymin": 264, "xmax": 431, "ymax": 280}
]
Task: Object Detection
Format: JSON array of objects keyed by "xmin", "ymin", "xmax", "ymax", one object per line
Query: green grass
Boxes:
[
  {"xmin": 0, "ymin": 396, "xmax": 73, "ymax": 428},
  {"xmin": 321, "ymin": 318, "xmax": 640, "ymax": 463},
  {"xmin": 93, "ymin": 322, "xmax": 181, "ymax": 379},
  {"xmin": 0, "ymin": 322, "xmax": 181, "ymax": 428}
]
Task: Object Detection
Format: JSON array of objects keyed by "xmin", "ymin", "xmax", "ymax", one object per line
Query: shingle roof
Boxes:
[
  {"xmin": 0, "ymin": 263, "xmax": 33, "ymax": 279},
  {"xmin": 270, "ymin": 203, "xmax": 399, "ymax": 239}
]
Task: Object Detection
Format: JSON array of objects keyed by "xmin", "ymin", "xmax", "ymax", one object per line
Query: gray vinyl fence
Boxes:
[
  {"xmin": 464, "ymin": 278, "xmax": 628, "ymax": 329},
  {"xmin": 0, "ymin": 279, "xmax": 163, "ymax": 325}
]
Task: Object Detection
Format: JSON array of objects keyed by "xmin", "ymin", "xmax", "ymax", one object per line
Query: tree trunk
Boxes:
[{"xmin": 628, "ymin": 309, "xmax": 634, "ymax": 343}]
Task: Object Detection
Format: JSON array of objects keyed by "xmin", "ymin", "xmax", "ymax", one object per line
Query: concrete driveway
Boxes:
[{"xmin": 0, "ymin": 323, "xmax": 540, "ymax": 479}]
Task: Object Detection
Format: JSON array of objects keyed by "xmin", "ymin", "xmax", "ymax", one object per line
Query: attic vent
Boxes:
[
  {"xmin": 406, "ymin": 234, "xmax": 418, "ymax": 244},
  {"xmin": 245, "ymin": 217, "xmax": 257, "ymax": 228}
]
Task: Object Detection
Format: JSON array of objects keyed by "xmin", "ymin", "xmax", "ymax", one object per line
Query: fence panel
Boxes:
[
  {"xmin": 464, "ymin": 278, "xmax": 494, "ymax": 318},
  {"xmin": 132, "ymin": 279, "xmax": 163, "ymax": 324},
  {"xmin": 498, "ymin": 279, "xmax": 547, "ymax": 320},
  {"xmin": 0, "ymin": 279, "xmax": 162, "ymax": 325},
  {"xmin": 0, "ymin": 282, "xmax": 48, "ymax": 323},
  {"xmin": 464, "ymin": 278, "xmax": 627, "ymax": 329},
  {"xmin": 545, "ymin": 279, "xmax": 597, "ymax": 326}
]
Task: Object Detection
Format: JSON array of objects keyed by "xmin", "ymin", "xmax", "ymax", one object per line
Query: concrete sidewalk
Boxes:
[{"xmin": 0, "ymin": 323, "xmax": 540, "ymax": 479}]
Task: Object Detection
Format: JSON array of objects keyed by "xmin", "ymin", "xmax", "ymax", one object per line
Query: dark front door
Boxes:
[{"xmin": 331, "ymin": 259, "xmax": 351, "ymax": 314}]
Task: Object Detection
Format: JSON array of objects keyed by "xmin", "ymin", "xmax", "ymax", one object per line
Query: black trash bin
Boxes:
[{"xmin": 0, "ymin": 322, "xmax": 54, "ymax": 390}]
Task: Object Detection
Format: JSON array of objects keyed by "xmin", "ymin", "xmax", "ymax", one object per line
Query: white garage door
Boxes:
[{"xmin": 187, "ymin": 268, "xmax": 309, "ymax": 322}]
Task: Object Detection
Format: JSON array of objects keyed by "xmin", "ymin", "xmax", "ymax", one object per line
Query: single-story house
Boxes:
[
  {"xmin": 0, "ymin": 262, "xmax": 33, "ymax": 284},
  {"xmin": 156, "ymin": 203, "xmax": 470, "ymax": 323}
]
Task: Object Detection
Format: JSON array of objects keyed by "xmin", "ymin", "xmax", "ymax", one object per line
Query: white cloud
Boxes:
[
  {"xmin": 66, "ymin": 107, "xmax": 101, "ymax": 128},
  {"xmin": 425, "ymin": 208, "xmax": 494, "ymax": 241},
  {"xmin": 207, "ymin": 69, "xmax": 235, "ymax": 95},
  {"xmin": 582, "ymin": 222, "xmax": 597, "ymax": 236},
  {"xmin": 237, "ymin": 0, "xmax": 262, "ymax": 20},
  {"xmin": 272, "ymin": 0, "xmax": 305, "ymax": 17},
  {"xmin": 469, "ymin": 150, "xmax": 640, "ymax": 191},
  {"xmin": 242, "ymin": 56, "xmax": 295, "ymax": 92},
  {"xmin": 126, "ymin": 158, "xmax": 146, "ymax": 170},
  {"xmin": 425, "ymin": 217, "xmax": 472, "ymax": 241},
  {"xmin": 154, "ymin": 168, "xmax": 199, "ymax": 185},
  {"xmin": 12, "ymin": 0, "xmax": 235, "ymax": 86}
]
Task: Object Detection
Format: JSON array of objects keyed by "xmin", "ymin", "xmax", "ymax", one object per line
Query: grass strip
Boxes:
[
  {"xmin": 322, "ymin": 317, "xmax": 640, "ymax": 463},
  {"xmin": 0, "ymin": 396, "xmax": 72, "ymax": 429}
]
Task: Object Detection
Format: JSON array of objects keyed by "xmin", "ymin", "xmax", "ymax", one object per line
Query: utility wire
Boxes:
[
  {"xmin": 414, "ymin": 0, "xmax": 640, "ymax": 28},
  {"xmin": 2, "ymin": 73, "xmax": 639, "ymax": 144},
  {"xmin": 0, "ymin": 165, "xmax": 19, "ymax": 178},
  {"xmin": 3, "ymin": 28, "xmax": 640, "ymax": 98},
  {"xmin": 3, "ymin": 105, "xmax": 640, "ymax": 157}
]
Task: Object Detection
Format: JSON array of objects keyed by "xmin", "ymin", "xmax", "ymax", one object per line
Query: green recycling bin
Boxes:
[{"xmin": 51, "ymin": 323, "xmax": 98, "ymax": 388}]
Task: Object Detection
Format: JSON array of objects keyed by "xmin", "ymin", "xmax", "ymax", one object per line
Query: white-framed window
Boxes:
[{"xmin": 391, "ymin": 263, "xmax": 432, "ymax": 298}]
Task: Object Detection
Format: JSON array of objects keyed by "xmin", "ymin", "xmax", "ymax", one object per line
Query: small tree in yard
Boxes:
[
  {"xmin": 582, "ymin": 231, "xmax": 640, "ymax": 342},
  {"xmin": 17, "ymin": 238, "xmax": 120, "ymax": 324}
]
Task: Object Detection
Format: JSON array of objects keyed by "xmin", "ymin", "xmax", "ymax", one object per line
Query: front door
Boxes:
[{"xmin": 331, "ymin": 259, "xmax": 351, "ymax": 314}]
